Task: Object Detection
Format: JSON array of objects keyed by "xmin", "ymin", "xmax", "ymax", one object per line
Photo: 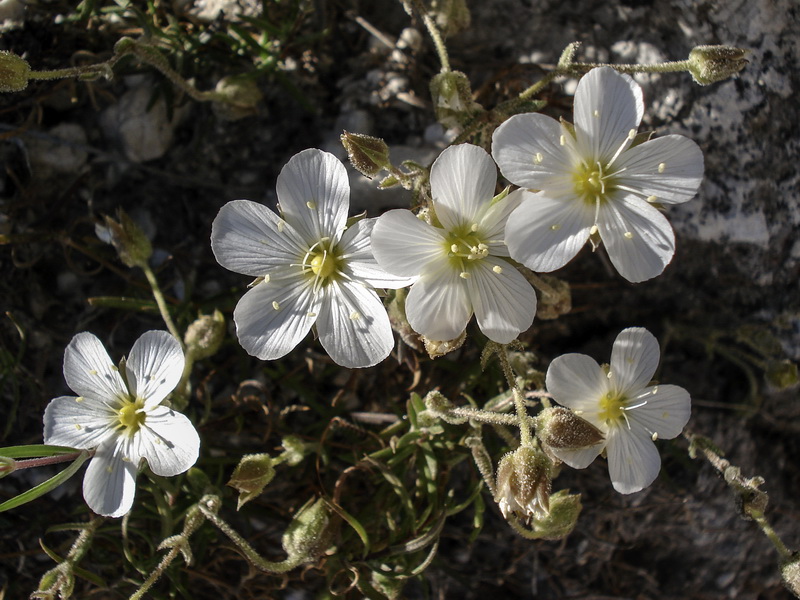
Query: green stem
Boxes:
[
  {"xmin": 410, "ymin": 0, "xmax": 450, "ymax": 72},
  {"xmin": 14, "ymin": 451, "xmax": 86, "ymax": 470},
  {"xmin": 141, "ymin": 263, "xmax": 183, "ymax": 348},
  {"xmin": 495, "ymin": 346, "xmax": 532, "ymax": 447}
]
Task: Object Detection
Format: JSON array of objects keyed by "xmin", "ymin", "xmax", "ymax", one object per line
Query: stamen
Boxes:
[
  {"xmin": 533, "ymin": 152, "xmax": 543, "ymax": 164},
  {"xmin": 492, "ymin": 265, "xmax": 503, "ymax": 274},
  {"xmin": 550, "ymin": 224, "xmax": 561, "ymax": 231},
  {"xmin": 623, "ymin": 231, "xmax": 634, "ymax": 239},
  {"xmin": 272, "ymin": 301, "xmax": 281, "ymax": 311},
  {"xmin": 592, "ymin": 109, "xmax": 600, "ymax": 118},
  {"xmin": 75, "ymin": 424, "xmax": 82, "ymax": 430},
  {"xmin": 306, "ymin": 201, "xmax": 317, "ymax": 209},
  {"xmin": 349, "ymin": 311, "xmax": 361, "ymax": 321},
  {"xmin": 459, "ymin": 272, "xmax": 471, "ymax": 279},
  {"xmin": 450, "ymin": 244, "xmax": 459, "ymax": 254},
  {"xmin": 658, "ymin": 162, "xmax": 666, "ymax": 173},
  {"xmin": 307, "ymin": 312, "xmax": 317, "ymax": 318},
  {"xmin": 559, "ymin": 135, "xmax": 566, "ymax": 146},
  {"xmin": 470, "ymin": 223, "xmax": 479, "ymax": 232},
  {"xmin": 263, "ymin": 274, "xmax": 270, "ymax": 283},
  {"xmin": 277, "ymin": 220, "xmax": 285, "ymax": 233},
  {"xmin": 627, "ymin": 128, "xmax": 636, "ymax": 139},
  {"xmin": 651, "ymin": 432, "xmax": 659, "ymax": 441},
  {"xmin": 111, "ymin": 365, "xmax": 119, "ymax": 371},
  {"xmin": 622, "ymin": 400, "xmax": 649, "ymax": 410},
  {"xmin": 75, "ymin": 397, "xmax": 84, "ymax": 403},
  {"xmin": 590, "ymin": 224, "xmax": 599, "ymax": 236},
  {"xmin": 646, "ymin": 195, "xmax": 657, "ymax": 203},
  {"xmin": 89, "ymin": 370, "xmax": 98, "ymax": 376}
]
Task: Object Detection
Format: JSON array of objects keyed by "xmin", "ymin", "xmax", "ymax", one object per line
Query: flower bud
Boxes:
[
  {"xmin": 0, "ymin": 51, "xmax": 31, "ymax": 93},
  {"xmin": 429, "ymin": 70, "xmax": 482, "ymax": 128},
  {"xmin": 528, "ymin": 489, "xmax": 582, "ymax": 540},
  {"xmin": 765, "ymin": 359, "xmax": 798, "ymax": 390},
  {"xmin": 687, "ymin": 45, "xmax": 748, "ymax": 85},
  {"xmin": 184, "ymin": 310, "xmax": 226, "ymax": 361},
  {"xmin": 495, "ymin": 445, "xmax": 551, "ymax": 523},
  {"xmin": 0, "ymin": 455, "xmax": 17, "ymax": 478},
  {"xmin": 341, "ymin": 131, "xmax": 391, "ymax": 179},
  {"xmin": 536, "ymin": 406, "xmax": 604, "ymax": 450},
  {"xmin": 99, "ymin": 209, "xmax": 153, "ymax": 269},
  {"xmin": 227, "ymin": 453, "xmax": 276, "ymax": 510},
  {"xmin": 431, "ymin": 0, "xmax": 471, "ymax": 36},
  {"xmin": 213, "ymin": 75, "xmax": 263, "ymax": 121},
  {"xmin": 281, "ymin": 497, "xmax": 336, "ymax": 563},
  {"xmin": 781, "ymin": 554, "xmax": 800, "ymax": 597},
  {"xmin": 281, "ymin": 435, "xmax": 309, "ymax": 466}
]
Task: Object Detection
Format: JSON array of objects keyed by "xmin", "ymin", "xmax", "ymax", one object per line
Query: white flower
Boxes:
[
  {"xmin": 371, "ymin": 144, "xmax": 537, "ymax": 343},
  {"xmin": 43, "ymin": 331, "xmax": 200, "ymax": 517},
  {"xmin": 211, "ymin": 149, "xmax": 411, "ymax": 368},
  {"xmin": 492, "ymin": 67, "xmax": 704, "ymax": 283},
  {"xmin": 544, "ymin": 327, "xmax": 691, "ymax": 494}
]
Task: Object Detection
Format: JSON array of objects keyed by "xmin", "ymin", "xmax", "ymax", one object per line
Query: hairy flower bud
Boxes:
[
  {"xmin": 184, "ymin": 310, "xmax": 226, "ymax": 361},
  {"xmin": 281, "ymin": 497, "xmax": 335, "ymax": 563},
  {"xmin": 341, "ymin": 131, "xmax": 391, "ymax": 179},
  {"xmin": 495, "ymin": 445, "xmax": 552, "ymax": 523},
  {"xmin": 0, "ymin": 51, "xmax": 31, "ymax": 93},
  {"xmin": 765, "ymin": 359, "xmax": 798, "ymax": 389},
  {"xmin": 100, "ymin": 209, "xmax": 153, "ymax": 269},
  {"xmin": 687, "ymin": 45, "xmax": 748, "ymax": 85},
  {"xmin": 0, "ymin": 456, "xmax": 17, "ymax": 478},
  {"xmin": 781, "ymin": 554, "xmax": 800, "ymax": 597},
  {"xmin": 536, "ymin": 406, "xmax": 604, "ymax": 450},
  {"xmin": 228, "ymin": 453, "xmax": 276, "ymax": 510},
  {"xmin": 213, "ymin": 75, "xmax": 263, "ymax": 121},
  {"xmin": 528, "ymin": 489, "xmax": 582, "ymax": 540},
  {"xmin": 429, "ymin": 70, "xmax": 482, "ymax": 128}
]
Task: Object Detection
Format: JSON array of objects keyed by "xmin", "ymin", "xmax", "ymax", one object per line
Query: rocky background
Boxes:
[{"xmin": 0, "ymin": 0, "xmax": 798, "ymax": 598}]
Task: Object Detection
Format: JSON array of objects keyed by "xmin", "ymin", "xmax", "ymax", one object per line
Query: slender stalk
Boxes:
[
  {"xmin": 13, "ymin": 451, "xmax": 87, "ymax": 470},
  {"xmin": 141, "ymin": 264, "xmax": 183, "ymax": 348},
  {"xmin": 410, "ymin": 0, "xmax": 450, "ymax": 72},
  {"xmin": 495, "ymin": 346, "xmax": 533, "ymax": 446}
]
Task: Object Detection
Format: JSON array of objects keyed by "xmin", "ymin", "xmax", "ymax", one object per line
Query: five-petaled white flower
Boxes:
[
  {"xmin": 212, "ymin": 148, "xmax": 410, "ymax": 368},
  {"xmin": 371, "ymin": 144, "xmax": 537, "ymax": 343},
  {"xmin": 545, "ymin": 327, "xmax": 691, "ymax": 494},
  {"xmin": 43, "ymin": 331, "xmax": 200, "ymax": 517},
  {"xmin": 492, "ymin": 67, "xmax": 704, "ymax": 283}
]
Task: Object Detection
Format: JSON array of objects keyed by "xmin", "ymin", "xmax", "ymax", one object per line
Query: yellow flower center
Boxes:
[
  {"xmin": 117, "ymin": 398, "xmax": 146, "ymax": 434},
  {"xmin": 598, "ymin": 390, "xmax": 626, "ymax": 424},
  {"xmin": 573, "ymin": 161, "xmax": 617, "ymax": 204},
  {"xmin": 445, "ymin": 225, "xmax": 489, "ymax": 268},
  {"xmin": 310, "ymin": 253, "xmax": 336, "ymax": 279}
]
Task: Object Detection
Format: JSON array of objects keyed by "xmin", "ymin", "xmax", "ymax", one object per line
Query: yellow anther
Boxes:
[
  {"xmin": 470, "ymin": 223, "xmax": 479, "ymax": 232},
  {"xmin": 306, "ymin": 201, "xmax": 317, "ymax": 209},
  {"xmin": 550, "ymin": 224, "xmax": 561, "ymax": 231},
  {"xmin": 534, "ymin": 152, "xmax": 543, "ymax": 164},
  {"xmin": 590, "ymin": 225, "xmax": 599, "ymax": 235},
  {"xmin": 651, "ymin": 432, "xmax": 659, "ymax": 441},
  {"xmin": 111, "ymin": 365, "xmax": 118, "ymax": 371},
  {"xmin": 263, "ymin": 274, "xmax": 270, "ymax": 283},
  {"xmin": 559, "ymin": 135, "xmax": 566, "ymax": 146},
  {"xmin": 75, "ymin": 397, "xmax": 84, "ymax": 403},
  {"xmin": 459, "ymin": 272, "xmax": 471, "ymax": 279},
  {"xmin": 628, "ymin": 128, "xmax": 636, "ymax": 139},
  {"xmin": 492, "ymin": 265, "xmax": 503, "ymax": 274},
  {"xmin": 349, "ymin": 311, "xmax": 361, "ymax": 321},
  {"xmin": 307, "ymin": 312, "xmax": 317, "ymax": 318},
  {"xmin": 272, "ymin": 301, "xmax": 281, "ymax": 311},
  {"xmin": 623, "ymin": 231, "xmax": 634, "ymax": 239},
  {"xmin": 646, "ymin": 195, "xmax": 657, "ymax": 203},
  {"xmin": 450, "ymin": 244, "xmax": 459, "ymax": 254},
  {"xmin": 277, "ymin": 221, "xmax": 285, "ymax": 233},
  {"xmin": 658, "ymin": 162, "xmax": 666, "ymax": 173},
  {"xmin": 593, "ymin": 109, "xmax": 600, "ymax": 118},
  {"xmin": 75, "ymin": 424, "xmax": 82, "ymax": 430},
  {"xmin": 89, "ymin": 370, "xmax": 97, "ymax": 376}
]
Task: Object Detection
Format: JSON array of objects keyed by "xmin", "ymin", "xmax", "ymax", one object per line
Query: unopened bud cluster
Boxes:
[{"xmin": 687, "ymin": 45, "xmax": 748, "ymax": 85}]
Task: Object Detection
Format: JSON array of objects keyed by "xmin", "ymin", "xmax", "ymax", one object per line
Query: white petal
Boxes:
[
  {"xmin": 233, "ymin": 276, "xmax": 320, "ymax": 360},
  {"xmin": 609, "ymin": 327, "xmax": 660, "ymax": 393},
  {"xmin": 606, "ymin": 425, "xmax": 661, "ymax": 494},
  {"xmin": 491, "ymin": 113, "xmax": 577, "ymax": 190},
  {"xmin": 82, "ymin": 437, "xmax": 139, "ymax": 517},
  {"xmin": 43, "ymin": 395, "xmax": 117, "ymax": 449},
  {"xmin": 211, "ymin": 200, "xmax": 306, "ymax": 277},
  {"xmin": 276, "ymin": 149, "xmax": 349, "ymax": 243},
  {"xmin": 430, "ymin": 144, "xmax": 497, "ymax": 230},
  {"xmin": 63, "ymin": 332, "xmax": 128, "ymax": 404},
  {"xmin": 477, "ymin": 188, "xmax": 524, "ymax": 257},
  {"xmin": 371, "ymin": 209, "xmax": 446, "ymax": 277},
  {"xmin": 338, "ymin": 218, "xmax": 416, "ymax": 289},
  {"xmin": 614, "ymin": 135, "xmax": 704, "ymax": 204},
  {"xmin": 505, "ymin": 191, "xmax": 594, "ymax": 273},
  {"xmin": 405, "ymin": 263, "xmax": 472, "ymax": 342},
  {"xmin": 465, "ymin": 258, "xmax": 536, "ymax": 343},
  {"xmin": 628, "ymin": 384, "xmax": 691, "ymax": 440},
  {"xmin": 574, "ymin": 67, "xmax": 643, "ymax": 162},
  {"xmin": 549, "ymin": 442, "xmax": 605, "ymax": 470},
  {"xmin": 546, "ymin": 353, "xmax": 608, "ymax": 416},
  {"xmin": 316, "ymin": 280, "xmax": 394, "ymax": 368},
  {"xmin": 135, "ymin": 406, "xmax": 200, "ymax": 476},
  {"xmin": 598, "ymin": 196, "xmax": 675, "ymax": 283},
  {"xmin": 126, "ymin": 331, "xmax": 184, "ymax": 409}
]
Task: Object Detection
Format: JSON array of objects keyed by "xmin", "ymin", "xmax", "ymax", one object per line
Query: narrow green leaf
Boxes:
[
  {"xmin": 0, "ymin": 450, "xmax": 89, "ymax": 512},
  {"xmin": 332, "ymin": 503, "xmax": 370, "ymax": 559},
  {"xmin": 0, "ymin": 444, "xmax": 78, "ymax": 459},
  {"xmin": 87, "ymin": 296, "xmax": 159, "ymax": 312}
]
